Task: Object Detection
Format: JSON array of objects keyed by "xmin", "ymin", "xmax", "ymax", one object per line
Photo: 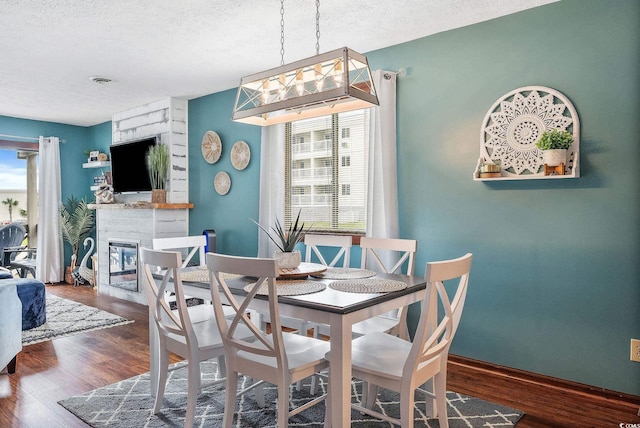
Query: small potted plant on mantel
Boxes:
[
  {"xmin": 148, "ymin": 143, "xmax": 169, "ymax": 204},
  {"xmin": 536, "ymin": 129, "xmax": 574, "ymax": 168},
  {"xmin": 252, "ymin": 210, "xmax": 308, "ymax": 269}
]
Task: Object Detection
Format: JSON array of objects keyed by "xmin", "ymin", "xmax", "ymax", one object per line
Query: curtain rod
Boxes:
[
  {"xmin": 0, "ymin": 133, "xmax": 66, "ymax": 143},
  {"xmin": 383, "ymin": 68, "xmax": 407, "ymax": 80}
]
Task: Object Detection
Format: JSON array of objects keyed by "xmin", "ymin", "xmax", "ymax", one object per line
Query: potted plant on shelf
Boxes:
[
  {"xmin": 536, "ymin": 129, "xmax": 574, "ymax": 167},
  {"xmin": 59, "ymin": 196, "xmax": 95, "ymax": 284},
  {"xmin": 148, "ymin": 143, "xmax": 169, "ymax": 204},
  {"xmin": 252, "ymin": 210, "xmax": 308, "ymax": 269}
]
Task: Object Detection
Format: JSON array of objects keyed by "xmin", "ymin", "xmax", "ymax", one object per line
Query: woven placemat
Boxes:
[
  {"xmin": 244, "ymin": 280, "xmax": 326, "ymax": 296},
  {"xmin": 180, "ymin": 267, "xmax": 240, "ymax": 283},
  {"xmin": 311, "ymin": 267, "xmax": 377, "ymax": 280},
  {"xmin": 329, "ymin": 278, "xmax": 407, "ymax": 293}
]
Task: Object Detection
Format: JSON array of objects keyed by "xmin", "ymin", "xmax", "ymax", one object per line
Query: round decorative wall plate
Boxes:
[
  {"xmin": 480, "ymin": 86, "xmax": 579, "ymax": 177},
  {"xmin": 230, "ymin": 140, "xmax": 250, "ymax": 170},
  {"xmin": 201, "ymin": 131, "xmax": 222, "ymax": 164},
  {"xmin": 214, "ymin": 171, "xmax": 231, "ymax": 195}
]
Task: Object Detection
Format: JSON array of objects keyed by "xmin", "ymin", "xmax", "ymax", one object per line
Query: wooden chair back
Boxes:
[
  {"xmin": 152, "ymin": 235, "xmax": 207, "ymax": 268},
  {"xmin": 140, "ymin": 247, "xmax": 196, "ymax": 344},
  {"xmin": 406, "ymin": 253, "xmax": 472, "ymax": 381},
  {"xmin": 205, "ymin": 253, "xmax": 287, "ymax": 372},
  {"xmin": 360, "ymin": 237, "xmax": 417, "ymax": 275},
  {"xmin": 304, "ymin": 234, "xmax": 352, "ymax": 267}
]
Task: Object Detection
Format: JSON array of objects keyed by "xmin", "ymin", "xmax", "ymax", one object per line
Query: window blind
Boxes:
[{"xmin": 285, "ymin": 109, "xmax": 370, "ymax": 233}]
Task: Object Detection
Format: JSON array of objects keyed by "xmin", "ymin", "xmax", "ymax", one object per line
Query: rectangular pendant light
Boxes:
[{"xmin": 232, "ymin": 47, "xmax": 378, "ymax": 126}]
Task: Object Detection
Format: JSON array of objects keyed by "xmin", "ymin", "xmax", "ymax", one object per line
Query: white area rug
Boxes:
[{"xmin": 22, "ymin": 294, "xmax": 134, "ymax": 345}]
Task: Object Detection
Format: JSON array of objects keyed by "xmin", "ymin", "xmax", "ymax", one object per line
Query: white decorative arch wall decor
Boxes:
[{"xmin": 475, "ymin": 86, "xmax": 580, "ymax": 180}]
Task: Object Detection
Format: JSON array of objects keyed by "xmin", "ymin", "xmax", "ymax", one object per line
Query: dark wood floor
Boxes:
[{"xmin": 1, "ymin": 284, "xmax": 638, "ymax": 427}]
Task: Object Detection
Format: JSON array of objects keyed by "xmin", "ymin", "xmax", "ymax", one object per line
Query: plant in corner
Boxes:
[
  {"xmin": 536, "ymin": 129, "xmax": 574, "ymax": 168},
  {"xmin": 251, "ymin": 210, "xmax": 308, "ymax": 269},
  {"xmin": 59, "ymin": 196, "xmax": 95, "ymax": 284},
  {"xmin": 148, "ymin": 143, "xmax": 169, "ymax": 203}
]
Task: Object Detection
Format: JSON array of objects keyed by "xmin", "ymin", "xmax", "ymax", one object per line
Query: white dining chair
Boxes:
[
  {"xmin": 344, "ymin": 253, "xmax": 473, "ymax": 428},
  {"xmin": 352, "ymin": 237, "xmax": 418, "ymax": 339},
  {"xmin": 206, "ymin": 252, "xmax": 330, "ymax": 428},
  {"xmin": 305, "ymin": 233, "xmax": 352, "ymax": 268},
  {"xmin": 140, "ymin": 247, "xmax": 256, "ymax": 428}
]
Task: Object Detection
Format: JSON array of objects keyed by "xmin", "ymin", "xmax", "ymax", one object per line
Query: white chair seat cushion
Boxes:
[
  {"xmin": 167, "ymin": 316, "xmax": 253, "ymax": 350},
  {"xmin": 351, "ymin": 315, "xmax": 400, "ymax": 337},
  {"xmin": 350, "ymin": 332, "xmax": 412, "ymax": 381},
  {"xmin": 238, "ymin": 332, "xmax": 330, "ymax": 370}
]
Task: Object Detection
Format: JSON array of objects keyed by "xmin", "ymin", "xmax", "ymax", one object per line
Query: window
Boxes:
[{"xmin": 285, "ymin": 110, "xmax": 370, "ymax": 233}]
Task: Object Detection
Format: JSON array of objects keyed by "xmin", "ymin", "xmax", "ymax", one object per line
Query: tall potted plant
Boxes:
[
  {"xmin": 536, "ymin": 129, "xmax": 574, "ymax": 167},
  {"xmin": 252, "ymin": 210, "xmax": 308, "ymax": 269},
  {"xmin": 148, "ymin": 143, "xmax": 169, "ymax": 203},
  {"xmin": 59, "ymin": 196, "xmax": 95, "ymax": 284}
]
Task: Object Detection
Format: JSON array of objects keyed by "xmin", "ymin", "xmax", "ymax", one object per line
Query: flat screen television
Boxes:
[{"xmin": 109, "ymin": 137, "xmax": 157, "ymax": 193}]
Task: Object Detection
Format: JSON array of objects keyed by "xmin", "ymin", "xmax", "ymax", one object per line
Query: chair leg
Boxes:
[
  {"xmin": 399, "ymin": 385, "xmax": 415, "ymax": 428},
  {"xmin": 364, "ymin": 382, "xmax": 378, "ymax": 410},
  {"xmin": 277, "ymin": 382, "xmax": 290, "ymax": 428},
  {"xmin": 185, "ymin": 361, "xmax": 201, "ymax": 427},
  {"xmin": 323, "ymin": 380, "xmax": 331, "ymax": 428},
  {"xmin": 223, "ymin": 371, "xmax": 239, "ymax": 428},
  {"xmin": 216, "ymin": 355, "xmax": 226, "ymax": 379},
  {"xmin": 434, "ymin": 372, "xmax": 449, "ymax": 428},
  {"xmin": 153, "ymin": 348, "xmax": 170, "ymax": 413},
  {"xmin": 254, "ymin": 378, "xmax": 266, "ymax": 408}
]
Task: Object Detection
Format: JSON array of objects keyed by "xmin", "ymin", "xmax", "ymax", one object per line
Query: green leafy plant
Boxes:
[
  {"xmin": 536, "ymin": 129, "xmax": 574, "ymax": 150},
  {"xmin": 252, "ymin": 210, "xmax": 308, "ymax": 252},
  {"xmin": 2, "ymin": 197, "xmax": 19, "ymax": 222},
  {"xmin": 148, "ymin": 143, "xmax": 169, "ymax": 190},
  {"xmin": 59, "ymin": 196, "xmax": 95, "ymax": 267}
]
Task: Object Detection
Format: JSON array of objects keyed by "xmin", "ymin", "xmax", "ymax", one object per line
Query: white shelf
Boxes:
[
  {"xmin": 473, "ymin": 173, "xmax": 577, "ymax": 182},
  {"xmin": 83, "ymin": 161, "xmax": 111, "ymax": 168}
]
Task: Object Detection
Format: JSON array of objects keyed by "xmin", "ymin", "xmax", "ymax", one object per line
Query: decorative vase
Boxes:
[
  {"xmin": 543, "ymin": 149, "xmax": 567, "ymax": 167},
  {"xmin": 273, "ymin": 250, "xmax": 301, "ymax": 269},
  {"xmin": 151, "ymin": 189, "xmax": 167, "ymax": 204},
  {"xmin": 65, "ymin": 266, "xmax": 74, "ymax": 284}
]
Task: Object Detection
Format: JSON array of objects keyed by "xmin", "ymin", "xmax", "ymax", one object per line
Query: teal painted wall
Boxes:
[
  {"xmin": 187, "ymin": 89, "xmax": 262, "ymax": 256},
  {"xmin": 364, "ymin": 0, "xmax": 640, "ymax": 395},
  {"xmin": 185, "ymin": 0, "xmax": 640, "ymax": 395},
  {"xmin": 0, "ymin": 115, "xmax": 95, "ymax": 265}
]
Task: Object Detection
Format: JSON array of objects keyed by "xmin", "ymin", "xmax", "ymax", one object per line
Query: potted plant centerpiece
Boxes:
[
  {"xmin": 252, "ymin": 210, "xmax": 308, "ymax": 269},
  {"xmin": 149, "ymin": 143, "xmax": 169, "ymax": 203},
  {"xmin": 59, "ymin": 196, "xmax": 95, "ymax": 284},
  {"xmin": 536, "ymin": 129, "xmax": 574, "ymax": 167}
]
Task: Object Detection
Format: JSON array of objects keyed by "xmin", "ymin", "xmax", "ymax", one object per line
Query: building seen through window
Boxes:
[{"xmin": 285, "ymin": 110, "xmax": 370, "ymax": 233}]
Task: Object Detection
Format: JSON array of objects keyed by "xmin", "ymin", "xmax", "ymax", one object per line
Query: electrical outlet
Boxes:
[{"xmin": 631, "ymin": 339, "xmax": 640, "ymax": 362}]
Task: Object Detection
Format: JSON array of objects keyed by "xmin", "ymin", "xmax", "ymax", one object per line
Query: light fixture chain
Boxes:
[
  {"xmin": 315, "ymin": 0, "xmax": 320, "ymax": 55},
  {"xmin": 280, "ymin": 0, "xmax": 285, "ymax": 65}
]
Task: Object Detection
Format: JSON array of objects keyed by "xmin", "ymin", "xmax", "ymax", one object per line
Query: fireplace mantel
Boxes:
[{"xmin": 89, "ymin": 202, "xmax": 194, "ymax": 210}]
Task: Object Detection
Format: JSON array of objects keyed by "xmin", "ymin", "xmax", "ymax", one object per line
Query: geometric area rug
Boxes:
[
  {"xmin": 59, "ymin": 360, "xmax": 524, "ymax": 427},
  {"xmin": 22, "ymin": 294, "xmax": 134, "ymax": 345}
]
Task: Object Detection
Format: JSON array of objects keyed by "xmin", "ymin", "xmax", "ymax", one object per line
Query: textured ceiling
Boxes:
[{"xmin": 0, "ymin": 0, "xmax": 557, "ymax": 127}]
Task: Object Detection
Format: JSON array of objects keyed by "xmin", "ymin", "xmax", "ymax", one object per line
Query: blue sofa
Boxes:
[
  {"xmin": 0, "ymin": 275, "xmax": 22, "ymax": 373},
  {"xmin": 0, "ymin": 267, "xmax": 46, "ymax": 331}
]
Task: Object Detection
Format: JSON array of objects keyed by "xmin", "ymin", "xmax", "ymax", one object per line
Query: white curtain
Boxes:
[
  {"xmin": 36, "ymin": 136, "xmax": 63, "ymax": 283},
  {"xmin": 366, "ymin": 70, "xmax": 399, "ymax": 240},
  {"xmin": 257, "ymin": 124, "xmax": 285, "ymax": 258}
]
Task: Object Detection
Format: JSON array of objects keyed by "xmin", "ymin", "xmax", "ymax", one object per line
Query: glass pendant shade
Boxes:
[{"xmin": 232, "ymin": 47, "xmax": 378, "ymax": 126}]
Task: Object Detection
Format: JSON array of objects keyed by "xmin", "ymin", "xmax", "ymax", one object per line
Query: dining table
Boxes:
[{"xmin": 148, "ymin": 263, "xmax": 430, "ymax": 427}]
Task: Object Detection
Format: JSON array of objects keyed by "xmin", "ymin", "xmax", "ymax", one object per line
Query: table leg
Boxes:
[{"xmin": 329, "ymin": 314, "xmax": 352, "ymax": 428}]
